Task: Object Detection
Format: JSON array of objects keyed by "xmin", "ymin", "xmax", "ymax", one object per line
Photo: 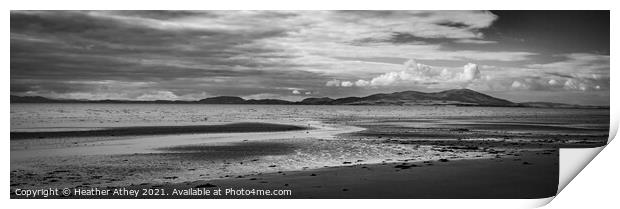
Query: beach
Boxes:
[
  {"xmin": 10, "ymin": 104, "xmax": 608, "ymax": 199},
  {"xmin": 164, "ymin": 149, "xmax": 558, "ymax": 199}
]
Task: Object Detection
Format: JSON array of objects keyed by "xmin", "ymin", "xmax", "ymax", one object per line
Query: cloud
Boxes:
[
  {"xmin": 330, "ymin": 59, "xmax": 484, "ymax": 88},
  {"xmin": 507, "ymin": 76, "xmax": 602, "ymax": 92},
  {"xmin": 325, "ymin": 79, "xmax": 355, "ymax": 87},
  {"xmin": 326, "ymin": 56, "xmax": 607, "ymax": 94},
  {"xmin": 363, "ymin": 59, "xmax": 437, "ymax": 86},
  {"xmin": 354, "ymin": 79, "xmax": 370, "ymax": 87},
  {"xmin": 562, "ymin": 78, "xmax": 601, "ymax": 91},
  {"xmin": 511, "ymin": 81, "xmax": 529, "ymax": 90},
  {"xmin": 526, "ymin": 53, "xmax": 609, "ymax": 91},
  {"xmin": 528, "ymin": 53, "xmax": 609, "ymax": 80},
  {"xmin": 330, "ymin": 11, "xmax": 498, "ymax": 40},
  {"xmin": 548, "ymin": 79, "xmax": 559, "ymax": 86},
  {"xmin": 508, "ymin": 77, "xmax": 554, "ymax": 91},
  {"xmin": 341, "ymin": 81, "xmax": 354, "ymax": 87},
  {"xmin": 325, "ymin": 79, "xmax": 342, "ymax": 87},
  {"xmin": 135, "ymin": 91, "xmax": 179, "ymax": 101},
  {"xmin": 563, "ymin": 79, "xmax": 586, "ymax": 91},
  {"xmin": 460, "ymin": 63, "xmax": 481, "ymax": 81},
  {"xmin": 292, "ymin": 89, "xmax": 301, "ymax": 94},
  {"xmin": 461, "ymin": 53, "xmax": 610, "ymax": 93}
]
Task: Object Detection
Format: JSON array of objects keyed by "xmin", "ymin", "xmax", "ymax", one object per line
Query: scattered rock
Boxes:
[{"xmin": 439, "ymin": 159, "xmax": 449, "ymax": 162}]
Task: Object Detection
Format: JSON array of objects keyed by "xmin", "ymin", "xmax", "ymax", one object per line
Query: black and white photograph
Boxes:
[{"xmin": 9, "ymin": 10, "xmax": 610, "ymax": 200}]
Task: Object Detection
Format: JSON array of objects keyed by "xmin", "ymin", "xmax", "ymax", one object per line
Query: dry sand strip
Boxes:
[
  {"xmin": 10, "ymin": 122, "xmax": 308, "ymax": 140},
  {"xmin": 15, "ymin": 150, "xmax": 557, "ymax": 199}
]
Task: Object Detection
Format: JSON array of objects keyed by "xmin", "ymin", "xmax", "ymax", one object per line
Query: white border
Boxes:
[{"xmin": 3, "ymin": 1, "xmax": 616, "ymax": 208}]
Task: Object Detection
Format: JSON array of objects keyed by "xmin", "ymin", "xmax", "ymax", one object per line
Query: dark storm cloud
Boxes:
[
  {"xmin": 10, "ymin": 11, "xmax": 290, "ymax": 56},
  {"xmin": 10, "ymin": 11, "xmax": 327, "ymax": 99},
  {"xmin": 483, "ymin": 11, "xmax": 610, "ymax": 55}
]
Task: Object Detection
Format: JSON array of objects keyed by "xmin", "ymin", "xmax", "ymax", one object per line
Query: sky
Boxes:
[{"xmin": 10, "ymin": 10, "xmax": 610, "ymax": 105}]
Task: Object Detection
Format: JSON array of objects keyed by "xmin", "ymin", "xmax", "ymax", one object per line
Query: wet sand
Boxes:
[
  {"xmin": 10, "ymin": 121, "xmax": 362, "ymax": 159},
  {"xmin": 12, "ymin": 150, "xmax": 557, "ymax": 199},
  {"xmin": 187, "ymin": 150, "xmax": 558, "ymax": 199},
  {"xmin": 10, "ymin": 122, "xmax": 308, "ymax": 140}
]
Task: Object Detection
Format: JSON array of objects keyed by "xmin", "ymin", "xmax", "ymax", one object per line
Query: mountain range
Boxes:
[{"xmin": 10, "ymin": 89, "xmax": 607, "ymax": 109}]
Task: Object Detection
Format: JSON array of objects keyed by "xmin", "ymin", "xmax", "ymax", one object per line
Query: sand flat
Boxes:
[
  {"xmin": 10, "ymin": 104, "xmax": 605, "ymax": 198},
  {"xmin": 11, "ymin": 121, "xmax": 363, "ymax": 159}
]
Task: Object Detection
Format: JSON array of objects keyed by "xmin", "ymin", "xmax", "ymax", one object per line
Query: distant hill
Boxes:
[
  {"xmin": 198, "ymin": 96, "xmax": 246, "ymax": 104},
  {"xmin": 305, "ymin": 89, "xmax": 515, "ymax": 106},
  {"xmin": 11, "ymin": 95, "xmax": 58, "ymax": 103},
  {"xmin": 198, "ymin": 96, "xmax": 293, "ymax": 104},
  {"xmin": 10, "ymin": 89, "xmax": 608, "ymax": 109},
  {"xmin": 299, "ymin": 97, "xmax": 334, "ymax": 105}
]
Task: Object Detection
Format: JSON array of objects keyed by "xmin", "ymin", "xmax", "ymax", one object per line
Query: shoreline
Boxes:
[
  {"xmin": 10, "ymin": 121, "xmax": 364, "ymax": 159},
  {"xmin": 10, "ymin": 122, "xmax": 309, "ymax": 140}
]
